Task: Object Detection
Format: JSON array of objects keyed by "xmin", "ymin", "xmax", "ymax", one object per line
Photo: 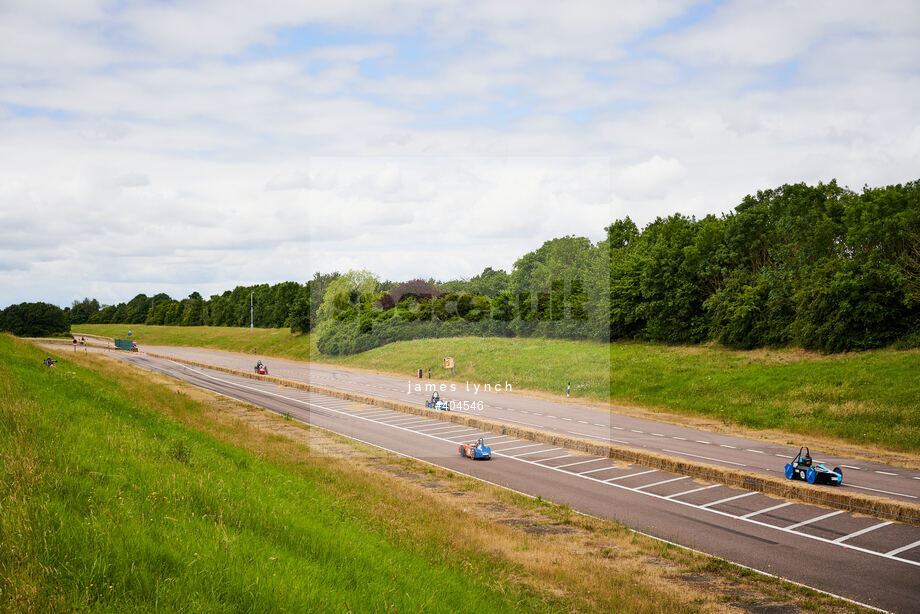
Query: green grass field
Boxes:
[
  {"xmin": 77, "ymin": 324, "xmax": 920, "ymax": 452},
  {"xmin": 2, "ymin": 334, "xmax": 597, "ymax": 612}
]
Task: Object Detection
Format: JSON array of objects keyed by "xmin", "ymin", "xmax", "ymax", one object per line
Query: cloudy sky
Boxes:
[{"xmin": 1, "ymin": 1, "xmax": 919, "ymax": 308}]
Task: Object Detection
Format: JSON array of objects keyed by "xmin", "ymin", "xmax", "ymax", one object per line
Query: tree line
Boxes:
[
  {"xmin": 315, "ymin": 179, "xmax": 920, "ymax": 354},
  {"xmin": 9, "ymin": 179, "xmax": 917, "ymax": 354}
]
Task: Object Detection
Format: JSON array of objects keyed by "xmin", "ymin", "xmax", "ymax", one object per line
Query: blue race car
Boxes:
[
  {"xmin": 459, "ymin": 438, "xmax": 491, "ymax": 460},
  {"xmin": 425, "ymin": 391, "xmax": 450, "ymax": 411},
  {"xmin": 784, "ymin": 446, "xmax": 843, "ymax": 486}
]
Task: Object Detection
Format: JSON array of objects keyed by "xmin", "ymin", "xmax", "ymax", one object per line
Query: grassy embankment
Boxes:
[
  {"xmin": 4, "ymin": 333, "xmax": 866, "ymax": 612},
  {"xmin": 77, "ymin": 324, "xmax": 920, "ymax": 453}
]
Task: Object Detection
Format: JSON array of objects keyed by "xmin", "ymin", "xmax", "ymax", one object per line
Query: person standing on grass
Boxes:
[{"xmin": 72, "ymin": 338, "xmax": 77, "ymax": 351}]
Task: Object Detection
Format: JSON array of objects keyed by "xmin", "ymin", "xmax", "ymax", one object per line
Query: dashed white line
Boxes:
[
  {"xmin": 747, "ymin": 449, "xmax": 765, "ymax": 454},
  {"xmin": 846, "ymin": 483, "xmax": 917, "ymax": 499},
  {"xmin": 720, "ymin": 444, "xmax": 736, "ymax": 449},
  {"xmin": 631, "ymin": 429, "xmax": 644, "ymax": 433},
  {"xmin": 672, "ymin": 436, "xmax": 687, "ymax": 441},
  {"xmin": 875, "ymin": 471, "xmax": 898, "ymax": 476},
  {"xmin": 841, "ymin": 465, "xmax": 861, "ymax": 470},
  {"xmin": 696, "ymin": 440, "xmax": 711, "ymax": 444}
]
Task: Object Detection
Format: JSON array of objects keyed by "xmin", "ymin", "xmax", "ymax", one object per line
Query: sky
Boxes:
[{"xmin": 1, "ymin": 0, "xmax": 919, "ymax": 308}]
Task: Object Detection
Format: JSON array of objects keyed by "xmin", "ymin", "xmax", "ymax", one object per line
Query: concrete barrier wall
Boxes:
[{"xmin": 144, "ymin": 351, "xmax": 920, "ymax": 527}]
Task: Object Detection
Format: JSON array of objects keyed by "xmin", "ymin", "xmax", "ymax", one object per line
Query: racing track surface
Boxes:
[
  {"xmin": 141, "ymin": 345, "xmax": 920, "ymax": 505},
  {"xmin": 116, "ymin": 352, "xmax": 920, "ymax": 612}
]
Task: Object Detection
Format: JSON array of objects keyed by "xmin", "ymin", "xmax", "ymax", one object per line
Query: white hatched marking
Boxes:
[
  {"xmin": 555, "ymin": 458, "xmax": 605, "ymax": 469},
  {"xmin": 833, "ymin": 521, "xmax": 891, "ymax": 543},
  {"xmin": 886, "ymin": 539, "xmax": 920, "ymax": 557},
  {"xmin": 634, "ymin": 476, "xmax": 689, "ymax": 490},
  {"xmin": 605, "ymin": 469, "xmax": 656, "ymax": 482},
  {"xmin": 785, "ymin": 511, "xmax": 845, "ymax": 531},
  {"xmin": 740, "ymin": 502, "xmax": 793, "ymax": 519},
  {"xmin": 666, "ymin": 484, "xmax": 721, "ymax": 499},
  {"xmin": 699, "ymin": 491, "xmax": 757, "ymax": 508}
]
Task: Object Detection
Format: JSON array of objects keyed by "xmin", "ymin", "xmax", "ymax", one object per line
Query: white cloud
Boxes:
[{"xmin": 0, "ymin": 1, "xmax": 918, "ymax": 306}]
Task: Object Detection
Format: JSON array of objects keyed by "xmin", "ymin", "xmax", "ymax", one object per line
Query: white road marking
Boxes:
[
  {"xmin": 605, "ymin": 469, "xmax": 657, "ymax": 482},
  {"xmin": 720, "ymin": 444, "xmax": 736, "ymax": 449},
  {"xmin": 785, "ymin": 511, "xmax": 845, "ymax": 531},
  {"xmin": 740, "ymin": 502, "xmax": 793, "ymax": 519},
  {"xmin": 579, "ymin": 465, "xmax": 619, "ymax": 475},
  {"xmin": 555, "ymin": 458, "xmax": 606, "ymax": 469},
  {"xmin": 875, "ymin": 471, "xmax": 898, "ymax": 476},
  {"xmin": 631, "ymin": 429, "xmax": 644, "ymax": 433},
  {"xmin": 634, "ymin": 476, "xmax": 689, "ymax": 490},
  {"xmin": 673, "ymin": 437, "xmax": 687, "ymax": 441},
  {"xmin": 841, "ymin": 465, "xmax": 861, "ymax": 470},
  {"xmin": 696, "ymin": 440, "xmax": 711, "ymax": 444},
  {"xmin": 886, "ymin": 539, "xmax": 920, "ymax": 557},
  {"xmin": 846, "ymin": 483, "xmax": 917, "ymax": 499},
  {"xmin": 514, "ymin": 448, "xmax": 564, "ymax": 457},
  {"xmin": 747, "ymin": 449, "xmax": 765, "ymax": 454},
  {"xmin": 666, "ymin": 484, "xmax": 721, "ymax": 499},
  {"xmin": 536, "ymin": 455, "xmax": 575, "ymax": 463},
  {"xmin": 577, "ymin": 420, "xmax": 589, "ymax": 424},
  {"xmin": 154, "ymin": 360, "xmax": 920, "ymax": 572},
  {"xmin": 493, "ymin": 443, "xmax": 546, "ymax": 453},
  {"xmin": 699, "ymin": 492, "xmax": 757, "ymax": 508},
  {"xmin": 833, "ymin": 521, "xmax": 892, "ymax": 544},
  {"xmin": 661, "ymin": 448, "xmax": 746, "ymax": 467},
  {"xmin": 612, "ymin": 426, "xmax": 625, "ymax": 430},
  {"xmin": 652, "ymin": 433, "xmax": 665, "ymax": 437},
  {"xmin": 593, "ymin": 423, "xmax": 606, "ymax": 427},
  {"xmin": 496, "ymin": 417, "xmax": 547, "ymax": 429}
]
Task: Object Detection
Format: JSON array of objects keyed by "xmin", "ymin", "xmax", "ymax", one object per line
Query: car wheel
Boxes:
[
  {"xmin": 784, "ymin": 463, "xmax": 794, "ymax": 479},
  {"xmin": 832, "ymin": 467, "xmax": 843, "ymax": 486},
  {"xmin": 806, "ymin": 468, "xmax": 817, "ymax": 484}
]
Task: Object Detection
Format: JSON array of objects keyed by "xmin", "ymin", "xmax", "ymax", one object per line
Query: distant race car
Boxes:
[
  {"xmin": 784, "ymin": 446, "xmax": 843, "ymax": 486},
  {"xmin": 425, "ymin": 392, "xmax": 450, "ymax": 411},
  {"xmin": 254, "ymin": 362, "xmax": 268, "ymax": 375},
  {"xmin": 459, "ymin": 438, "xmax": 491, "ymax": 460}
]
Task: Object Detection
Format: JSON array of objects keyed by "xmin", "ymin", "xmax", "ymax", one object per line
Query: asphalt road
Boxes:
[
  {"xmin": 140, "ymin": 344, "xmax": 920, "ymax": 505},
  {"xmin": 116, "ymin": 352, "xmax": 920, "ymax": 612}
]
